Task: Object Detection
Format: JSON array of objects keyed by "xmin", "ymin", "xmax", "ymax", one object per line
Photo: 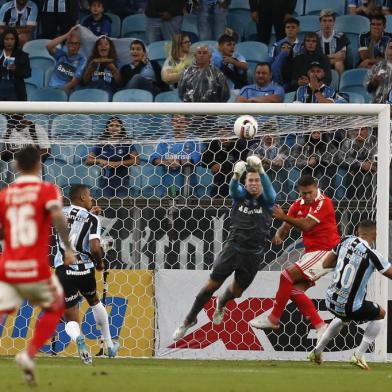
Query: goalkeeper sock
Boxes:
[
  {"xmin": 290, "ymin": 289, "xmax": 324, "ymax": 329},
  {"xmin": 27, "ymin": 302, "xmax": 64, "ymax": 358},
  {"xmin": 185, "ymin": 287, "xmax": 215, "ymax": 325},
  {"xmin": 315, "ymin": 318, "xmax": 344, "ymax": 353},
  {"xmin": 91, "ymin": 302, "xmax": 113, "ymax": 349},
  {"xmin": 357, "ymin": 319, "xmax": 383, "ymax": 356},
  {"xmin": 65, "ymin": 321, "xmax": 82, "ymax": 342},
  {"xmin": 269, "ymin": 269, "xmax": 294, "ymax": 325},
  {"xmin": 219, "ymin": 286, "xmax": 236, "ymax": 308}
]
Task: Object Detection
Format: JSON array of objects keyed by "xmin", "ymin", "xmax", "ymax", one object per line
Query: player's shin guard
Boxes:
[
  {"xmin": 27, "ymin": 302, "xmax": 65, "ymax": 358},
  {"xmin": 315, "ymin": 318, "xmax": 344, "ymax": 353},
  {"xmin": 357, "ymin": 319, "xmax": 383, "ymax": 356},
  {"xmin": 91, "ymin": 302, "xmax": 113, "ymax": 349},
  {"xmin": 290, "ymin": 289, "xmax": 324, "ymax": 329},
  {"xmin": 185, "ymin": 288, "xmax": 215, "ymax": 324},
  {"xmin": 269, "ymin": 269, "xmax": 294, "ymax": 325}
]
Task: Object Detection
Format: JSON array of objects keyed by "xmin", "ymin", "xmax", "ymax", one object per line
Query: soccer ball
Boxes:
[{"xmin": 233, "ymin": 115, "xmax": 258, "ymax": 139}]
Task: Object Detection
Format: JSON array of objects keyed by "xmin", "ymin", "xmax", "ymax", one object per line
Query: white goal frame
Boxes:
[{"xmin": 0, "ymin": 101, "xmax": 389, "ymax": 361}]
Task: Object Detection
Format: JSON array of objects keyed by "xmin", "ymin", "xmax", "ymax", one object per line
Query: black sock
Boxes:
[
  {"xmin": 185, "ymin": 287, "xmax": 214, "ymax": 324},
  {"xmin": 219, "ymin": 286, "xmax": 236, "ymax": 308}
]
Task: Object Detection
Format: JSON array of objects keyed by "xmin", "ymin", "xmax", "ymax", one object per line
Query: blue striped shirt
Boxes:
[
  {"xmin": 0, "ymin": 0, "xmax": 38, "ymax": 27},
  {"xmin": 238, "ymin": 82, "xmax": 285, "ymax": 100}
]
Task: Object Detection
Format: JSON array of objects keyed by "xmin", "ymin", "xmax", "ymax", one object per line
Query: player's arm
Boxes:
[
  {"xmin": 272, "ymin": 222, "xmax": 292, "ymax": 245},
  {"xmin": 272, "ymin": 204, "xmax": 318, "ymax": 232},
  {"xmin": 229, "ymin": 160, "xmax": 248, "ymax": 200},
  {"xmin": 90, "ymin": 238, "xmax": 105, "ymax": 271},
  {"xmin": 383, "ymin": 266, "xmax": 392, "ymax": 279}
]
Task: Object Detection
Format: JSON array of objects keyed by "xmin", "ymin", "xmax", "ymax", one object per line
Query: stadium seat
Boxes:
[
  {"xmin": 138, "ymin": 143, "xmax": 157, "ymax": 163},
  {"xmin": 229, "ymin": 0, "xmax": 250, "ymax": 11},
  {"xmin": 330, "ymin": 69, "xmax": 340, "ymax": 91},
  {"xmin": 112, "ymin": 89, "xmax": 153, "ymax": 102},
  {"xmin": 284, "ymin": 91, "xmax": 296, "ymax": 103},
  {"xmin": 335, "ymin": 15, "xmax": 369, "ymax": 35},
  {"xmin": 29, "ymin": 56, "xmax": 55, "ymax": 73},
  {"xmin": 181, "ymin": 14, "xmax": 199, "ymax": 42},
  {"xmin": 154, "ymin": 90, "xmax": 181, "ymax": 102},
  {"xmin": 305, "ymin": 0, "xmax": 346, "ymax": 16},
  {"xmin": 227, "ymin": 91, "xmax": 238, "ymax": 102},
  {"xmin": 148, "ymin": 40, "xmax": 169, "ymax": 65},
  {"xmin": 29, "ymin": 87, "xmax": 68, "ymax": 102},
  {"xmin": 52, "ymin": 114, "xmax": 93, "ymax": 140},
  {"xmin": 236, "ymin": 41, "xmax": 269, "ymax": 64},
  {"xmin": 339, "ymin": 68, "xmax": 368, "ymax": 91},
  {"xmin": 227, "ymin": 12, "xmax": 251, "ymax": 41},
  {"xmin": 121, "ymin": 14, "xmax": 146, "ymax": 39},
  {"xmin": 194, "ymin": 166, "xmax": 213, "ymax": 198},
  {"xmin": 25, "ymin": 83, "xmax": 38, "ymax": 99},
  {"xmin": 69, "ymin": 89, "xmax": 110, "ymax": 102},
  {"xmin": 139, "ymin": 163, "xmax": 165, "ymax": 198},
  {"xmin": 387, "ymin": 15, "xmax": 392, "ymax": 33},
  {"xmin": 339, "ymin": 91, "xmax": 365, "ymax": 103},
  {"xmin": 297, "ymin": 15, "xmax": 320, "ymax": 33},
  {"xmin": 129, "ymin": 165, "xmax": 142, "ymax": 198},
  {"xmin": 23, "ymin": 39, "xmax": 51, "ymax": 57},
  {"xmin": 245, "ymin": 22, "xmax": 258, "ymax": 41},
  {"xmin": 294, "ymin": 0, "xmax": 305, "ymax": 16},
  {"xmin": 24, "ymin": 67, "xmax": 45, "ymax": 88}
]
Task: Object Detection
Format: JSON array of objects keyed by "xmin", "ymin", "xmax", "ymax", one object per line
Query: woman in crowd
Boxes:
[
  {"xmin": 85, "ymin": 116, "xmax": 140, "ymax": 197},
  {"xmin": 120, "ymin": 39, "xmax": 169, "ymax": 96},
  {"xmin": 82, "ymin": 36, "xmax": 121, "ymax": 97},
  {"xmin": 0, "ymin": 27, "xmax": 30, "ymax": 101}
]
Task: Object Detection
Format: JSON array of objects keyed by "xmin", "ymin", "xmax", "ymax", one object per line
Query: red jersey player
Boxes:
[
  {"xmin": 0, "ymin": 146, "xmax": 74, "ymax": 386},
  {"xmin": 250, "ymin": 175, "xmax": 340, "ymax": 338}
]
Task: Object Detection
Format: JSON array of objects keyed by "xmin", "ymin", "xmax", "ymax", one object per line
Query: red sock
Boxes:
[
  {"xmin": 290, "ymin": 289, "xmax": 324, "ymax": 329},
  {"xmin": 27, "ymin": 302, "xmax": 64, "ymax": 358},
  {"xmin": 269, "ymin": 269, "xmax": 294, "ymax": 324}
]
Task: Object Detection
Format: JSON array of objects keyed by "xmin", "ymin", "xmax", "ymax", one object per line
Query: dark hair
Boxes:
[
  {"xmin": 88, "ymin": 36, "xmax": 117, "ymax": 64},
  {"xmin": 304, "ymin": 31, "xmax": 319, "ymax": 41},
  {"xmin": 218, "ymin": 34, "xmax": 235, "ymax": 45},
  {"xmin": 130, "ymin": 39, "xmax": 146, "ymax": 53},
  {"xmin": 15, "ymin": 146, "xmax": 40, "ymax": 171},
  {"xmin": 285, "ymin": 17, "xmax": 300, "ymax": 26},
  {"xmin": 358, "ymin": 220, "xmax": 376, "ymax": 230},
  {"xmin": 371, "ymin": 13, "xmax": 386, "ymax": 25},
  {"xmin": 297, "ymin": 174, "xmax": 317, "ymax": 187},
  {"xmin": 100, "ymin": 116, "xmax": 127, "ymax": 140},
  {"xmin": 1, "ymin": 27, "xmax": 19, "ymax": 53},
  {"xmin": 89, "ymin": 0, "xmax": 105, "ymax": 7},
  {"xmin": 255, "ymin": 62, "xmax": 272, "ymax": 73},
  {"xmin": 69, "ymin": 184, "xmax": 89, "ymax": 202},
  {"xmin": 246, "ymin": 167, "xmax": 259, "ymax": 174}
]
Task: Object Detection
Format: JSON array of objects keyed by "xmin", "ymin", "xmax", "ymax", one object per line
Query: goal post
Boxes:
[{"xmin": 0, "ymin": 101, "xmax": 389, "ymax": 361}]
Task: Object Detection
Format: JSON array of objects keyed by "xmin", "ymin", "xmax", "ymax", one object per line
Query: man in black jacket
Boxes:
[
  {"xmin": 145, "ymin": 0, "xmax": 185, "ymax": 44},
  {"xmin": 249, "ymin": 0, "xmax": 297, "ymax": 45}
]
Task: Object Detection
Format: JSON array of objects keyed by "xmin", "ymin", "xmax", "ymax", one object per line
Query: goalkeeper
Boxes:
[{"xmin": 173, "ymin": 156, "xmax": 276, "ymax": 340}]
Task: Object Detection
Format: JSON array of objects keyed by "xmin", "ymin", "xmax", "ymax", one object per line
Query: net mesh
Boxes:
[{"xmin": 0, "ymin": 110, "xmax": 386, "ymax": 360}]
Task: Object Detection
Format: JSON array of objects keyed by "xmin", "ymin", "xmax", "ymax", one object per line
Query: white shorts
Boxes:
[
  {"xmin": 295, "ymin": 250, "xmax": 332, "ymax": 282},
  {"xmin": 0, "ymin": 274, "xmax": 63, "ymax": 311}
]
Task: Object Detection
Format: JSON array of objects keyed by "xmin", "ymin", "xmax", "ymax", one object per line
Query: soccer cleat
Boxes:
[
  {"xmin": 308, "ymin": 350, "xmax": 323, "ymax": 365},
  {"xmin": 212, "ymin": 298, "xmax": 226, "ymax": 325},
  {"xmin": 350, "ymin": 352, "xmax": 369, "ymax": 370},
  {"xmin": 172, "ymin": 319, "xmax": 197, "ymax": 341},
  {"xmin": 76, "ymin": 335, "xmax": 92, "ymax": 365},
  {"xmin": 15, "ymin": 351, "xmax": 36, "ymax": 387},
  {"xmin": 316, "ymin": 324, "xmax": 328, "ymax": 345},
  {"xmin": 107, "ymin": 342, "xmax": 120, "ymax": 358},
  {"xmin": 249, "ymin": 317, "xmax": 279, "ymax": 330}
]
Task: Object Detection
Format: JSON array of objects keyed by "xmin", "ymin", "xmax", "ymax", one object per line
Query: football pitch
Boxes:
[{"xmin": 0, "ymin": 357, "xmax": 391, "ymax": 392}]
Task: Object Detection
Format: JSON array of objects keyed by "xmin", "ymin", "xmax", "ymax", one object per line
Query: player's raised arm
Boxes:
[{"xmin": 229, "ymin": 160, "xmax": 248, "ymax": 200}]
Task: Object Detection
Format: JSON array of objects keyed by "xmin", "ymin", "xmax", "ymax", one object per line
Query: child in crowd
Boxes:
[{"xmin": 82, "ymin": 0, "xmax": 112, "ymax": 36}]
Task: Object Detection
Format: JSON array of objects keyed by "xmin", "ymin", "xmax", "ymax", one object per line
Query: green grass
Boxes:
[{"xmin": 0, "ymin": 357, "xmax": 391, "ymax": 392}]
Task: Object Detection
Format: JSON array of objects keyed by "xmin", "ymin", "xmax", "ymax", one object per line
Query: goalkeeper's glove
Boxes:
[
  {"xmin": 247, "ymin": 155, "xmax": 265, "ymax": 175},
  {"xmin": 233, "ymin": 160, "xmax": 247, "ymax": 179}
]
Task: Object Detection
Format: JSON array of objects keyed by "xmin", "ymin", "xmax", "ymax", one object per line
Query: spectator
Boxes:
[
  {"xmin": 196, "ymin": 0, "xmax": 229, "ymax": 41},
  {"xmin": 212, "ymin": 33, "xmax": 248, "ymax": 90},
  {"xmin": 85, "ymin": 116, "xmax": 139, "ymax": 197},
  {"xmin": 201, "ymin": 128, "xmax": 248, "ymax": 198},
  {"xmin": 0, "ymin": 27, "xmax": 30, "ymax": 101},
  {"xmin": 358, "ymin": 13, "xmax": 392, "ymax": 69},
  {"xmin": 348, "ymin": 0, "xmax": 382, "ymax": 17},
  {"xmin": 247, "ymin": 134, "xmax": 289, "ymax": 199},
  {"xmin": 161, "ymin": 33, "xmax": 193, "ymax": 86},
  {"xmin": 384, "ymin": 0, "xmax": 392, "ymax": 14},
  {"xmin": 294, "ymin": 61, "xmax": 347, "ymax": 103},
  {"xmin": 335, "ymin": 127, "xmax": 377, "ymax": 200},
  {"xmin": 108, "ymin": 1, "xmax": 146, "ymax": 19},
  {"xmin": 364, "ymin": 40, "xmax": 392, "ymax": 102},
  {"xmin": 82, "ymin": 36, "xmax": 121, "ymax": 97},
  {"xmin": 46, "ymin": 26, "xmax": 86, "ymax": 94},
  {"xmin": 82, "ymin": 0, "xmax": 112, "ymax": 37},
  {"xmin": 317, "ymin": 9, "xmax": 349, "ymax": 76},
  {"xmin": 0, "ymin": 114, "xmax": 50, "ymax": 185},
  {"xmin": 270, "ymin": 17, "xmax": 302, "ymax": 59},
  {"xmin": 144, "ymin": 0, "xmax": 184, "ymax": 44},
  {"xmin": 0, "ymin": 0, "xmax": 38, "ymax": 45},
  {"xmin": 236, "ymin": 62, "xmax": 284, "ymax": 103},
  {"xmin": 178, "ymin": 45, "xmax": 230, "ymax": 102},
  {"xmin": 120, "ymin": 39, "xmax": 169, "ymax": 95},
  {"xmin": 250, "ymin": 0, "xmax": 296, "ymax": 45},
  {"xmin": 291, "ymin": 32, "xmax": 332, "ymax": 91},
  {"xmin": 289, "ymin": 131, "xmax": 337, "ymax": 198},
  {"xmin": 40, "ymin": 0, "xmax": 79, "ymax": 39},
  {"xmin": 150, "ymin": 114, "xmax": 202, "ymax": 197}
]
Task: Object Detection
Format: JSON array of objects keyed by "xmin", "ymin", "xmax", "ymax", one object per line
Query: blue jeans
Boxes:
[
  {"xmin": 197, "ymin": 3, "xmax": 228, "ymax": 41},
  {"xmin": 146, "ymin": 16, "xmax": 183, "ymax": 44}
]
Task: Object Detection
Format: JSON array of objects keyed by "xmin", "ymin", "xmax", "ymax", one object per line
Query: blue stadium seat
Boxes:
[
  {"xmin": 25, "ymin": 67, "xmax": 45, "ymax": 88},
  {"xmin": 23, "ymin": 39, "xmax": 51, "ymax": 57},
  {"xmin": 154, "ymin": 90, "xmax": 181, "ymax": 102},
  {"xmin": 138, "ymin": 143, "xmax": 157, "ymax": 163},
  {"xmin": 229, "ymin": 0, "xmax": 250, "ymax": 11},
  {"xmin": 297, "ymin": 15, "xmax": 320, "ymax": 32},
  {"xmin": 194, "ymin": 166, "xmax": 213, "ymax": 198},
  {"xmin": 227, "ymin": 12, "xmax": 251, "ymax": 41},
  {"xmin": 50, "ymin": 145, "xmax": 77, "ymax": 164},
  {"xmin": 228, "ymin": 91, "xmax": 238, "ymax": 102},
  {"xmin": 284, "ymin": 91, "xmax": 296, "ymax": 103},
  {"xmin": 25, "ymin": 83, "xmax": 38, "ymax": 99},
  {"xmin": 140, "ymin": 163, "xmax": 165, "ymax": 198},
  {"xmin": 340, "ymin": 91, "xmax": 365, "ymax": 103},
  {"xmin": 29, "ymin": 56, "xmax": 55, "ymax": 73},
  {"xmin": 339, "ymin": 69, "xmax": 367, "ymax": 91},
  {"xmin": 52, "ymin": 114, "xmax": 93, "ymax": 140},
  {"xmin": 386, "ymin": 15, "xmax": 392, "ymax": 33},
  {"xmin": 181, "ymin": 14, "xmax": 199, "ymax": 42},
  {"xmin": 29, "ymin": 87, "xmax": 68, "ymax": 102},
  {"xmin": 331, "ymin": 69, "xmax": 340, "ymax": 91},
  {"xmin": 236, "ymin": 41, "xmax": 269, "ymax": 64},
  {"xmin": 69, "ymin": 89, "xmax": 110, "ymax": 102},
  {"xmin": 129, "ymin": 165, "xmax": 142, "ymax": 197},
  {"xmin": 112, "ymin": 89, "xmax": 153, "ymax": 102},
  {"xmin": 335, "ymin": 15, "xmax": 369, "ymax": 35},
  {"xmin": 245, "ymin": 22, "xmax": 258, "ymax": 41},
  {"xmin": 294, "ymin": 0, "xmax": 305, "ymax": 16},
  {"xmin": 148, "ymin": 40, "xmax": 169, "ymax": 65},
  {"xmin": 305, "ymin": 0, "xmax": 346, "ymax": 16},
  {"xmin": 121, "ymin": 14, "xmax": 146, "ymax": 39}
]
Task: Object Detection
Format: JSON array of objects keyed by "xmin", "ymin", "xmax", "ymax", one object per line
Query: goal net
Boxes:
[{"xmin": 0, "ymin": 102, "xmax": 389, "ymax": 362}]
